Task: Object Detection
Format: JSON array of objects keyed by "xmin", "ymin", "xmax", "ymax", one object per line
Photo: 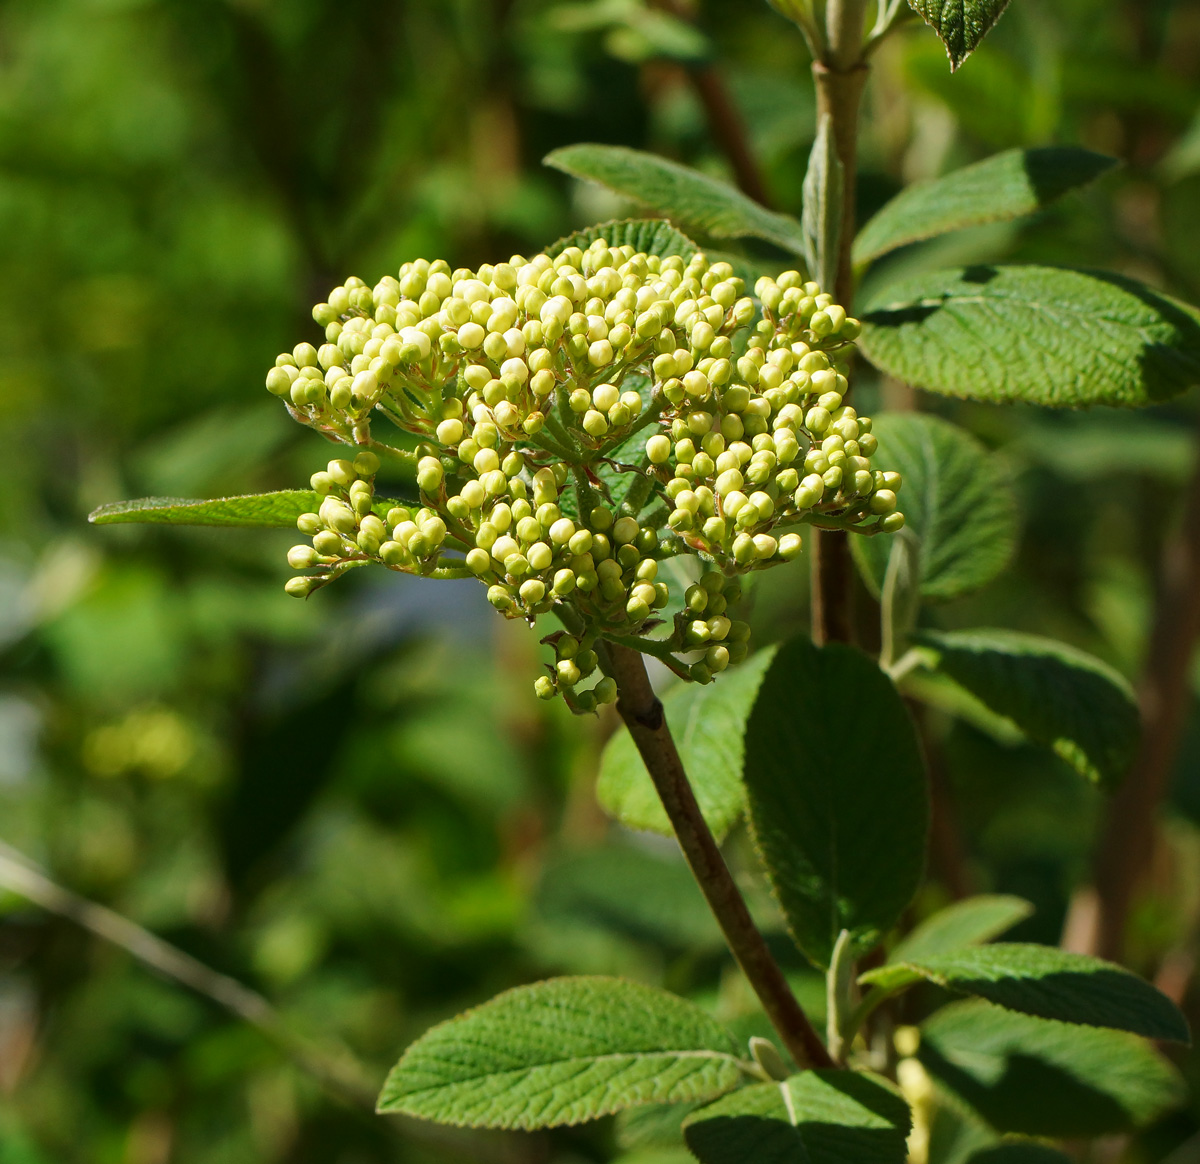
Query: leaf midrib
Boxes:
[{"xmin": 398, "ymin": 1046, "xmax": 744, "ymax": 1093}]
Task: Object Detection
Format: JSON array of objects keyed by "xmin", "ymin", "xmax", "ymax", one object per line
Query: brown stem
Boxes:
[
  {"xmin": 810, "ymin": 530, "xmax": 856, "ymax": 646},
  {"xmin": 1087, "ymin": 417, "xmax": 1200, "ymax": 960},
  {"xmin": 606, "ymin": 643, "xmax": 833, "ymax": 1069}
]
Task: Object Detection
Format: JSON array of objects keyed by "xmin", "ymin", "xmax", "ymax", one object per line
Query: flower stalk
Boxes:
[{"xmin": 605, "ymin": 642, "xmax": 834, "ymax": 1069}]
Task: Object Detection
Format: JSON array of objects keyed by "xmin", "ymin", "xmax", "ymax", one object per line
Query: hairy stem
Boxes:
[
  {"xmin": 606, "ymin": 644, "xmax": 833, "ymax": 1068},
  {"xmin": 807, "ymin": 4, "xmax": 868, "ymax": 646}
]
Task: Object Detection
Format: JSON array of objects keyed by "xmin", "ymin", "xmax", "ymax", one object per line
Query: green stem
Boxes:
[
  {"xmin": 606, "ymin": 644, "xmax": 833, "ymax": 1070},
  {"xmin": 808, "ymin": 3, "xmax": 868, "ymax": 647}
]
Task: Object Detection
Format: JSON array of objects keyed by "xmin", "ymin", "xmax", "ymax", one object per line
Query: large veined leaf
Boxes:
[
  {"xmin": 889, "ymin": 895, "xmax": 1033, "ymax": 964},
  {"xmin": 683, "ymin": 1071, "xmax": 911, "ymax": 1164},
  {"xmin": 854, "ymin": 147, "xmax": 1118, "ymax": 266},
  {"xmin": 909, "ymin": 0, "xmax": 1012, "ymax": 71},
  {"xmin": 377, "ymin": 977, "xmax": 744, "ymax": 1128},
  {"xmin": 913, "ymin": 628, "xmax": 1139, "ymax": 787},
  {"xmin": 90, "ymin": 491, "xmax": 324, "ymax": 529},
  {"xmin": 919, "ymin": 1000, "xmax": 1186, "ymax": 1137},
  {"xmin": 860, "ymin": 944, "xmax": 1190, "ymax": 1042},
  {"xmin": 743, "ymin": 638, "xmax": 928, "ymax": 968},
  {"xmin": 597, "ymin": 645, "xmax": 777, "ymax": 841},
  {"xmin": 859, "ymin": 265, "xmax": 1200, "ymax": 407},
  {"xmin": 851, "ymin": 414, "xmax": 1017, "ymax": 602},
  {"xmin": 546, "ymin": 218, "xmax": 699, "ymax": 261},
  {"xmin": 545, "ymin": 144, "xmax": 806, "ymax": 254}
]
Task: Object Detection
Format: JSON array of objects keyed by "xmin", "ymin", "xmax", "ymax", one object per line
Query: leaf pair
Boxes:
[{"xmin": 378, "ymin": 974, "xmax": 913, "ymax": 1162}]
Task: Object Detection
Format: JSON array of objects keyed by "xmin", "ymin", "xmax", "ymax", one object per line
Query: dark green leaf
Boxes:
[
  {"xmin": 909, "ymin": 0, "xmax": 1012, "ymax": 70},
  {"xmin": 854, "ymin": 148, "xmax": 1118, "ymax": 266},
  {"xmin": 377, "ymin": 976, "xmax": 744, "ymax": 1128},
  {"xmin": 683, "ymin": 1071, "xmax": 911, "ymax": 1164},
  {"xmin": 913, "ymin": 628, "xmax": 1139, "ymax": 787},
  {"xmin": 859, "ymin": 265, "xmax": 1200, "ymax": 407},
  {"xmin": 851, "ymin": 414, "xmax": 1017, "ymax": 602},
  {"xmin": 546, "ymin": 217, "xmax": 699, "ymax": 261},
  {"xmin": 802, "ymin": 114, "xmax": 842, "ymax": 291},
  {"xmin": 545, "ymin": 144, "xmax": 806, "ymax": 253},
  {"xmin": 920, "ymin": 1000, "xmax": 1186, "ymax": 1136},
  {"xmin": 89, "ymin": 491, "xmax": 323, "ymax": 529},
  {"xmin": 860, "ymin": 944, "xmax": 1190, "ymax": 1042},
  {"xmin": 743, "ymin": 638, "xmax": 928, "ymax": 968},
  {"xmin": 597, "ymin": 645, "xmax": 777, "ymax": 841},
  {"xmin": 890, "ymin": 895, "xmax": 1033, "ymax": 964}
]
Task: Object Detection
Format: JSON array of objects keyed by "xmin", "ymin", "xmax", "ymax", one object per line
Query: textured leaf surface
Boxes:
[
  {"xmin": 914, "ymin": 629, "xmax": 1139, "ymax": 787},
  {"xmin": 743, "ymin": 638, "xmax": 928, "ymax": 967},
  {"xmin": 597, "ymin": 646, "xmax": 777, "ymax": 840},
  {"xmin": 859, "ymin": 265, "xmax": 1200, "ymax": 407},
  {"xmin": 909, "ymin": 0, "xmax": 1012, "ymax": 70},
  {"xmin": 377, "ymin": 977, "xmax": 743, "ymax": 1128},
  {"xmin": 683, "ymin": 1071, "xmax": 911, "ymax": 1164},
  {"xmin": 854, "ymin": 148, "xmax": 1117, "ymax": 265},
  {"xmin": 545, "ymin": 144, "xmax": 806, "ymax": 253},
  {"xmin": 860, "ymin": 944, "xmax": 1190, "ymax": 1041},
  {"xmin": 851, "ymin": 414, "xmax": 1017, "ymax": 602},
  {"xmin": 90, "ymin": 491, "xmax": 322, "ymax": 529},
  {"xmin": 920, "ymin": 1000, "xmax": 1186, "ymax": 1136},
  {"xmin": 890, "ymin": 895, "xmax": 1033, "ymax": 964},
  {"xmin": 546, "ymin": 218, "xmax": 699, "ymax": 261}
]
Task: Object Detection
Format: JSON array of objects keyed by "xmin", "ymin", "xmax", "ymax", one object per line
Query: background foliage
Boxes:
[{"xmin": 2, "ymin": 0, "xmax": 1200, "ymax": 1161}]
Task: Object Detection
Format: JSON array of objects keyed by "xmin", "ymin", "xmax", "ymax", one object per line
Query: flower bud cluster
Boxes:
[{"xmin": 269, "ymin": 239, "xmax": 904, "ymax": 708}]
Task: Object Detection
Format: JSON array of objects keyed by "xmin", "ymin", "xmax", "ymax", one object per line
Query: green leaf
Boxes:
[
  {"xmin": 545, "ymin": 144, "xmax": 806, "ymax": 254},
  {"xmin": 860, "ymin": 944, "xmax": 1190, "ymax": 1042},
  {"xmin": 617, "ymin": 1101, "xmax": 702, "ymax": 1150},
  {"xmin": 908, "ymin": 0, "xmax": 1012, "ymax": 71},
  {"xmin": 859, "ymin": 265, "xmax": 1200, "ymax": 407},
  {"xmin": 536, "ymin": 844, "xmax": 721, "ymax": 949},
  {"xmin": 851, "ymin": 414, "xmax": 1017, "ymax": 603},
  {"xmin": 597, "ymin": 645, "xmax": 777, "ymax": 841},
  {"xmin": 546, "ymin": 217, "xmax": 699, "ymax": 261},
  {"xmin": 801, "ymin": 114, "xmax": 843, "ymax": 292},
  {"xmin": 612, "ymin": 1152, "xmax": 695, "ymax": 1164},
  {"xmin": 919, "ymin": 1000, "xmax": 1186, "ymax": 1137},
  {"xmin": 683, "ymin": 1071, "xmax": 911, "ymax": 1164},
  {"xmin": 377, "ymin": 977, "xmax": 744, "ymax": 1129},
  {"xmin": 913, "ymin": 629, "xmax": 1139, "ymax": 787},
  {"xmin": 890, "ymin": 895, "xmax": 1033, "ymax": 964},
  {"xmin": 743, "ymin": 638, "xmax": 928, "ymax": 968},
  {"xmin": 854, "ymin": 147, "xmax": 1118, "ymax": 266},
  {"xmin": 89, "ymin": 491, "xmax": 323, "ymax": 529},
  {"xmin": 967, "ymin": 1147, "xmax": 1073, "ymax": 1164}
]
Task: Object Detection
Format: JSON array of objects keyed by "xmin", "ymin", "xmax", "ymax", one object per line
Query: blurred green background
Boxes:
[{"xmin": 2, "ymin": 1, "xmax": 1200, "ymax": 1161}]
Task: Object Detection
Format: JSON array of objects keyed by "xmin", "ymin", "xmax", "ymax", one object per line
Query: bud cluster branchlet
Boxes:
[{"xmin": 269, "ymin": 240, "xmax": 904, "ymax": 710}]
